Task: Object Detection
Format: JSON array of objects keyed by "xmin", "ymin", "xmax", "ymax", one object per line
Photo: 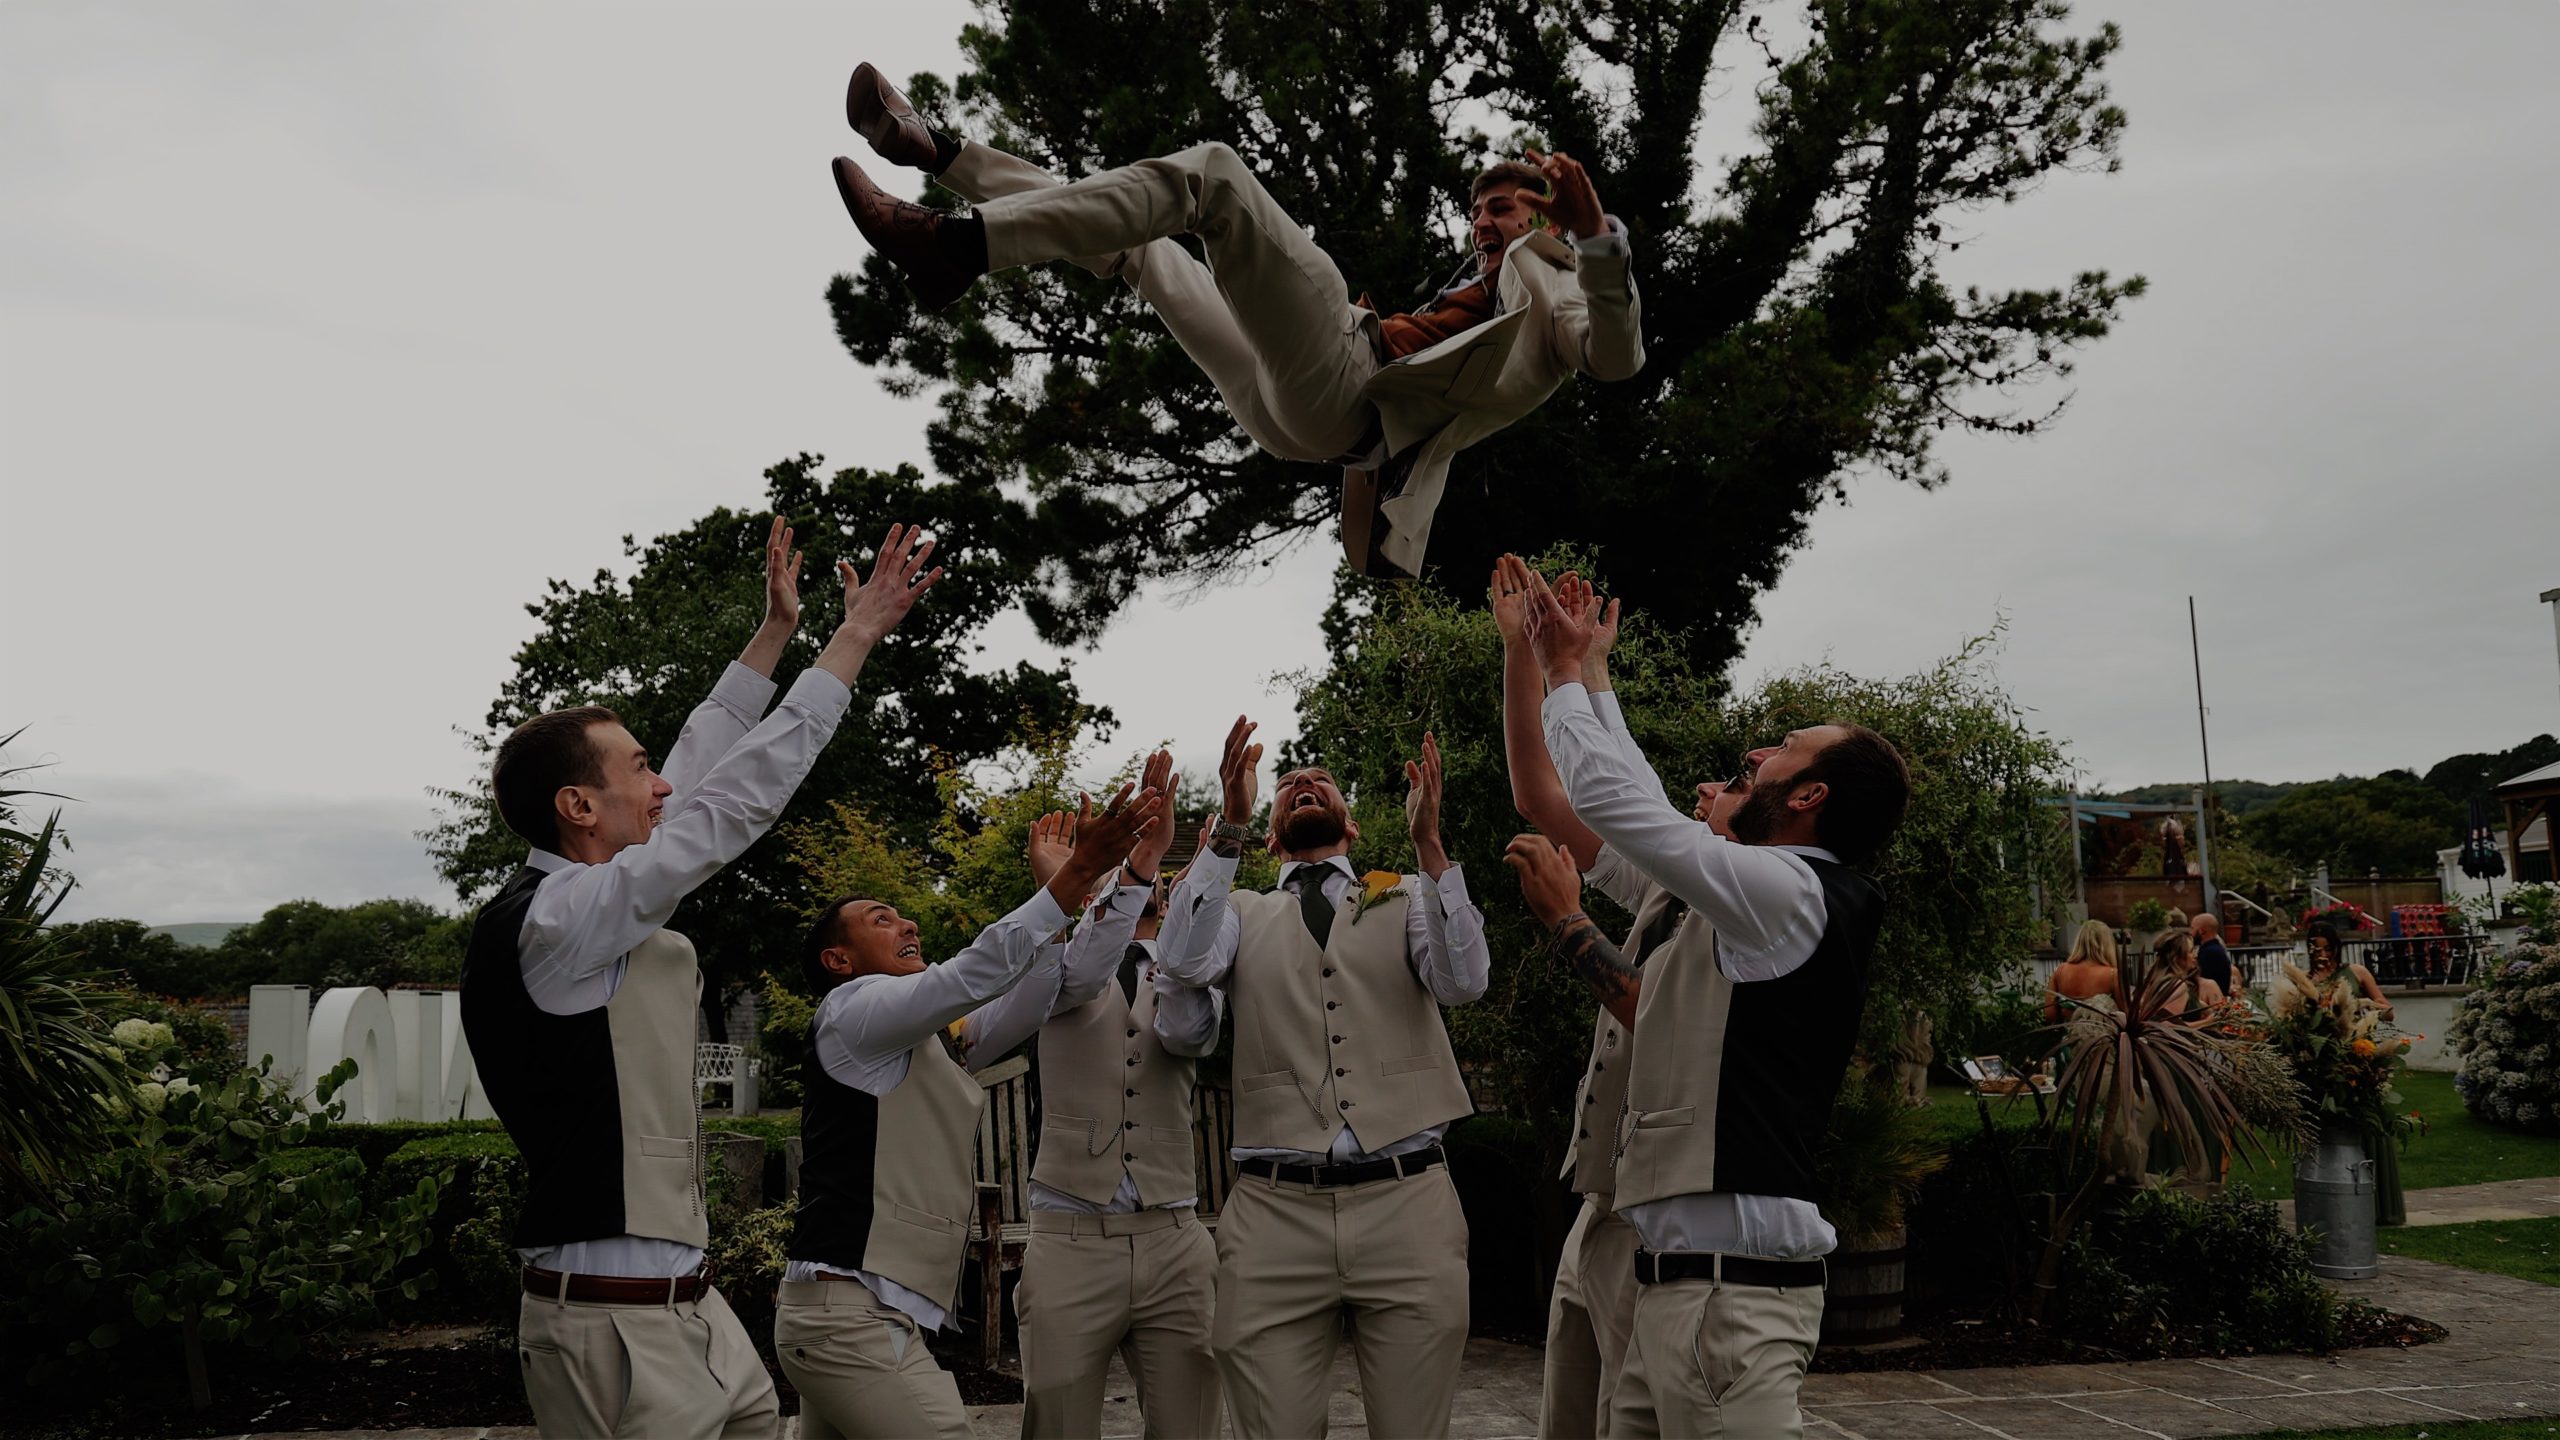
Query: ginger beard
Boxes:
[{"xmin": 1273, "ymin": 790, "xmax": 1352, "ymax": 853}]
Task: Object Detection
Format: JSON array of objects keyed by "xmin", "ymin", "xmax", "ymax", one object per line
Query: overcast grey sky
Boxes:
[{"xmin": 5, "ymin": 2, "xmax": 2555, "ymax": 925}]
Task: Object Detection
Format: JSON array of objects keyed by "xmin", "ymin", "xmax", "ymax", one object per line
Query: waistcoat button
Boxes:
[
  {"xmin": 1330, "ymin": 1034, "xmax": 1343, "ymax": 1044},
  {"xmin": 1127, "ymin": 1028, "xmax": 1139, "ymax": 1039},
  {"xmin": 1339, "ymin": 1100, "xmax": 1353, "ymax": 1109},
  {"xmin": 1322, "ymin": 967, "xmax": 1335, "ymax": 977},
  {"xmin": 1325, "ymin": 1000, "xmax": 1339, "ymax": 1010}
]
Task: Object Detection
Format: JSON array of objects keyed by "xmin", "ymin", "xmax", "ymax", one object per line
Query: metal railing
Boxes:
[{"xmin": 2233, "ymin": 936, "xmax": 2486, "ymax": 990}]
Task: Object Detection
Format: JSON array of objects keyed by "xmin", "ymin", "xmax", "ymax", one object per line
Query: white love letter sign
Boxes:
[
  {"xmin": 309, "ymin": 987, "xmax": 397, "ymax": 1123},
  {"xmin": 245, "ymin": 985, "xmax": 491, "ymax": 1124}
]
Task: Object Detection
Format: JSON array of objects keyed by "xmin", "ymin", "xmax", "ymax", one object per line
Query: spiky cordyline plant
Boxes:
[{"xmin": 2025, "ymin": 957, "xmax": 2308, "ymax": 1322}]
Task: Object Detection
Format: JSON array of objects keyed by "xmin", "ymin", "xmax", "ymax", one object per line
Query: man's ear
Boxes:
[
  {"xmin": 553, "ymin": 785, "xmax": 595, "ymax": 836},
  {"xmin": 821, "ymin": 944, "xmax": 855, "ymax": 981},
  {"xmin": 1345, "ymin": 816, "xmax": 1363, "ymax": 846},
  {"xmin": 1790, "ymin": 780, "xmax": 1829, "ymax": 815}
]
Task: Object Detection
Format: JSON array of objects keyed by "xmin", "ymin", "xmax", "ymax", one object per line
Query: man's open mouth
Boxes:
[
  {"xmin": 1290, "ymin": 792, "xmax": 1324, "ymax": 812},
  {"xmin": 897, "ymin": 942, "xmax": 921, "ymax": 960}
]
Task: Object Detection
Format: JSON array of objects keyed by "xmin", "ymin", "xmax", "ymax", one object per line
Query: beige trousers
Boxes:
[
  {"xmin": 1605, "ymin": 1275, "xmax": 1825, "ymax": 1440},
  {"xmin": 514, "ymin": 1283, "xmax": 777, "ymax": 1439},
  {"xmin": 973, "ymin": 141, "xmax": 1380, "ymax": 462},
  {"xmin": 774, "ymin": 1280, "xmax": 971, "ymax": 1440},
  {"xmin": 1211, "ymin": 1165, "xmax": 1470, "ymax": 1439},
  {"xmin": 1538, "ymin": 1199, "xmax": 1640, "ymax": 1440},
  {"xmin": 1017, "ymin": 1208, "xmax": 1221, "ymax": 1439}
]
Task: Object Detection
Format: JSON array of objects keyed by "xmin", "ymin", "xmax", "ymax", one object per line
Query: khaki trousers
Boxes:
[
  {"xmin": 1212, "ymin": 1165, "xmax": 1470, "ymax": 1439},
  {"xmin": 1017, "ymin": 1208, "xmax": 1221, "ymax": 1439},
  {"xmin": 974, "ymin": 141, "xmax": 1380, "ymax": 462},
  {"xmin": 1538, "ymin": 1200, "xmax": 1639, "ymax": 1440},
  {"xmin": 775, "ymin": 1280, "xmax": 971, "ymax": 1440},
  {"xmin": 1605, "ymin": 1275, "xmax": 1824, "ymax": 1440},
  {"xmin": 515, "ymin": 1282, "xmax": 777, "ymax": 1439}
]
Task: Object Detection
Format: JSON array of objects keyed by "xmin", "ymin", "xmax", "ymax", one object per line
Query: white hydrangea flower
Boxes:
[
  {"xmin": 133, "ymin": 1081, "xmax": 167, "ymax": 1114},
  {"xmin": 110, "ymin": 1018, "xmax": 156, "ymax": 1049},
  {"xmin": 164, "ymin": 1076, "xmax": 197, "ymax": 1098}
]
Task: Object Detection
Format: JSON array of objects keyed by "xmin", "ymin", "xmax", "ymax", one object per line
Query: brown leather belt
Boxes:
[
  {"xmin": 521, "ymin": 1263, "xmax": 711, "ymax": 1305},
  {"xmin": 1633, "ymin": 1249, "xmax": 1828, "ymax": 1289}
]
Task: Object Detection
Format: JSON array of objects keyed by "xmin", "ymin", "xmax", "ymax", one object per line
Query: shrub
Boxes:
[
  {"xmin": 1906, "ymin": 1124, "xmax": 2060, "ymax": 1310},
  {"xmin": 293, "ymin": 1116, "xmax": 506, "ymax": 1174},
  {"xmin": 1812, "ymin": 1073, "xmax": 1950, "ymax": 1250},
  {"xmin": 0, "ymin": 1055, "xmax": 440, "ymax": 1408},
  {"xmin": 707, "ymin": 1203, "xmax": 794, "ymax": 1333},
  {"xmin": 2060, "ymin": 1187, "xmax": 2341, "ymax": 1357},
  {"xmin": 2127, "ymin": 898, "xmax": 2169, "ymax": 933},
  {"xmin": 377, "ymin": 1132, "xmax": 524, "ymax": 1317},
  {"xmin": 99, "ymin": 990, "xmax": 242, "ymax": 1087},
  {"xmin": 2450, "ymin": 940, "xmax": 2560, "ymax": 1135},
  {"xmin": 757, "ymin": 971, "xmax": 814, "ymax": 1108}
]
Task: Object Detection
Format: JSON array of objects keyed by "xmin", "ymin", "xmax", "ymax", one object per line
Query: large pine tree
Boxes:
[{"xmin": 830, "ymin": 0, "xmax": 2143, "ymax": 668}]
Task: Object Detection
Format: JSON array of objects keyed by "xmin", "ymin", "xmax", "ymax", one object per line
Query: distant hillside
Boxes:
[
  {"xmin": 2098, "ymin": 734, "xmax": 2559, "ymax": 817},
  {"xmin": 149, "ymin": 922, "xmax": 245, "ymax": 950},
  {"xmin": 2097, "ymin": 779, "xmax": 2300, "ymax": 817}
]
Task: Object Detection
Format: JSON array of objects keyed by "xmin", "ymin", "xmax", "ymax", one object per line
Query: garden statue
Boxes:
[{"xmin": 1895, "ymin": 1009, "xmax": 1934, "ymax": 1106}]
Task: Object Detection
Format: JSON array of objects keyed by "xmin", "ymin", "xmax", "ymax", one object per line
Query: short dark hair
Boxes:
[
  {"xmin": 1798, "ymin": 724, "xmax": 1911, "ymax": 867},
  {"xmin": 491, "ymin": 705, "xmax": 619, "ymax": 853},
  {"xmin": 800, "ymin": 895, "xmax": 869, "ymax": 996},
  {"xmin": 1470, "ymin": 160, "xmax": 1547, "ymax": 203}
]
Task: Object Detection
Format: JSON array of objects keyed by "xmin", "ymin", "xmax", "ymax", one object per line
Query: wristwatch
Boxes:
[
  {"xmin": 1120, "ymin": 863, "xmax": 1155, "ymax": 889},
  {"xmin": 1211, "ymin": 820, "xmax": 1254, "ymax": 848}
]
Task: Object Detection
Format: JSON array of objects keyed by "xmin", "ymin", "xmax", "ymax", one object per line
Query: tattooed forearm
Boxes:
[{"xmin": 1550, "ymin": 913, "xmax": 1641, "ymax": 1029}]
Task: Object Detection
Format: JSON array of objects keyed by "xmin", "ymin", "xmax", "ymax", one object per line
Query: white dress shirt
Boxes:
[
  {"xmin": 961, "ymin": 886, "xmax": 1226, "ymax": 1215},
  {"xmin": 783, "ymin": 888, "xmax": 1069, "ymax": 1330},
  {"xmin": 514, "ymin": 660, "xmax": 852, "ymax": 1280},
  {"xmin": 1542, "ymin": 681, "xmax": 1841, "ymax": 1261},
  {"xmin": 1158, "ymin": 851, "xmax": 1489, "ymax": 1164}
]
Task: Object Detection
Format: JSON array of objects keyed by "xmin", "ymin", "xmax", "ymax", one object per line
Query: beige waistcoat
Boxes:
[
  {"xmin": 608, "ymin": 929, "xmax": 710, "ymax": 1248},
  {"xmin": 1228, "ymin": 882, "xmax": 1470, "ymax": 1152},
  {"xmin": 1609, "ymin": 904, "xmax": 1732, "ymax": 1211},
  {"xmin": 863, "ymin": 1041, "xmax": 990, "ymax": 1310},
  {"xmin": 1032, "ymin": 964, "xmax": 1199, "ymax": 1206},
  {"xmin": 1559, "ymin": 886, "xmax": 1679, "ymax": 1202}
]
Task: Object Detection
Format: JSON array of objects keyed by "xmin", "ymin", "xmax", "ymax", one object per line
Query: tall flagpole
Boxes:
[{"xmin": 2190, "ymin": 596, "xmax": 2218, "ymax": 915}]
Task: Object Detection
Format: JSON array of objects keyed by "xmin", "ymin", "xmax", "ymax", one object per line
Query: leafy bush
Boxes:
[
  {"xmin": 2451, "ymin": 940, "xmax": 2560, "ymax": 1136},
  {"xmin": 1812, "ymin": 1074, "xmax": 1950, "ymax": 1249},
  {"xmin": 2060, "ymin": 1187, "xmax": 2342, "ymax": 1357},
  {"xmin": 380, "ymin": 1133, "xmax": 527, "ymax": 1316},
  {"xmin": 2127, "ymin": 898, "xmax": 2169, "ymax": 932},
  {"xmin": 1906, "ymin": 1124, "xmax": 2059, "ymax": 1310},
  {"xmin": 706, "ymin": 1203, "xmax": 794, "ymax": 1333},
  {"xmin": 756, "ymin": 970, "xmax": 813, "ymax": 1107},
  {"xmin": 0, "ymin": 764, "xmax": 133, "ymax": 1210},
  {"xmin": 294, "ymin": 1116, "xmax": 507, "ymax": 1174},
  {"xmin": 0, "ymin": 1053, "xmax": 440, "ymax": 1407},
  {"xmin": 98, "ymin": 990, "xmax": 242, "ymax": 1087}
]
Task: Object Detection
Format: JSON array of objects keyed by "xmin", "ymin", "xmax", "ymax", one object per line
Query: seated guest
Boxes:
[
  {"xmin": 2046, "ymin": 919, "xmax": 2122, "ymax": 1020},
  {"xmin": 781, "ymin": 786, "xmax": 1165, "ymax": 1440}
]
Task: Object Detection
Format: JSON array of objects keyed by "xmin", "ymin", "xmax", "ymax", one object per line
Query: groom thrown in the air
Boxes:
[{"xmin": 832, "ymin": 63, "xmax": 1645, "ymax": 581}]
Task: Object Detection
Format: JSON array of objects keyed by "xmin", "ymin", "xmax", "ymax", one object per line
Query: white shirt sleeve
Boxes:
[
  {"xmin": 655, "ymin": 662, "xmax": 776, "ymax": 803},
  {"xmin": 518, "ymin": 667, "xmax": 853, "ymax": 1016},
  {"xmin": 817, "ymin": 888, "xmax": 1071, "ymax": 1090},
  {"xmin": 1581, "ymin": 844, "xmax": 1656, "ymax": 914},
  {"xmin": 957, "ymin": 939, "xmax": 1066, "ymax": 1074},
  {"xmin": 1572, "ymin": 214, "xmax": 1632, "ymax": 260},
  {"xmin": 1059, "ymin": 885, "xmax": 1148, "ymax": 1008},
  {"xmin": 1147, "ymin": 942, "xmax": 1225, "ymax": 1058},
  {"xmin": 1404, "ymin": 864, "xmax": 1490, "ymax": 1005},
  {"xmin": 1157, "ymin": 848, "xmax": 1241, "ymax": 989},
  {"xmin": 1541, "ymin": 682, "xmax": 1829, "ymax": 979}
]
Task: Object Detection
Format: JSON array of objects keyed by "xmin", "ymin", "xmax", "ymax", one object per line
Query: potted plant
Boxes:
[
  {"xmin": 1811, "ymin": 1069, "xmax": 1949, "ymax": 1346},
  {"xmin": 2265, "ymin": 962, "xmax": 2424, "ymax": 1274}
]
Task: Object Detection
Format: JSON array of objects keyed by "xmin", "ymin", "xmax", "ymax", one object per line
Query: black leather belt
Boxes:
[
  {"xmin": 1239, "ymin": 1144, "xmax": 1446, "ymax": 1189},
  {"xmin": 1634, "ymin": 1249, "xmax": 1827, "ymax": 1289},
  {"xmin": 523, "ymin": 1263, "xmax": 712, "ymax": 1304}
]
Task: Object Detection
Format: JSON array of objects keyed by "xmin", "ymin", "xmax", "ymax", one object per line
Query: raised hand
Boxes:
[
  {"xmin": 1128, "ymin": 749, "xmax": 1178, "ymax": 879},
  {"xmin": 1503, "ymin": 832, "xmax": 1585, "ymax": 929},
  {"xmin": 1051, "ymin": 783, "xmax": 1167, "ymax": 905},
  {"xmin": 1490, "ymin": 557, "xmax": 1532, "ymax": 646},
  {"xmin": 840, "ymin": 522, "xmax": 944, "ymax": 646},
  {"xmin": 763, "ymin": 515, "xmax": 804, "ymax": 630},
  {"xmin": 1521, "ymin": 567, "xmax": 1598, "ymax": 691},
  {"xmin": 1404, "ymin": 731, "xmax": 1449, "ymax": 877},
  {"xmin": 1520, "ymin": 147, "xmax": 1604, "ymax": 241},
  {"xmin": 1218, "ymin": 716, "xmax": 1263, "ymax": 838},
  {"xmin": 1025, "ymin": 809, "xmax": 1074, "ymax": 888}
]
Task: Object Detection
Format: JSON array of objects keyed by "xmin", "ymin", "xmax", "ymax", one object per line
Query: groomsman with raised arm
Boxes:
[
  {"xmin": 780, "ymin": 784, "xmax": 1166, "ymax": 1440},
  {"xmin": 1156, "ymin": 719, "xmax": 1490, "ymax": 1439},
  {"xmin": 1504, "ymin": 563, "xmax": 1912, "ymax": 1440},
  {"xmin": 959, "ymin": 751, "xmax": 1226, "ymax": 1439},
  {"xmin": 462, "ymin": 519, "xmax": 940, "ymax": 1440},
  {"xmin": 1489, "ymin": 560, "xmax": 1650, "ymax": 1440}
]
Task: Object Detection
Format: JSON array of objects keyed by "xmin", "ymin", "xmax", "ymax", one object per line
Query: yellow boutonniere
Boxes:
[{"xmin": 1351, "ymin": 870, "xmax": 1409, "ymax": 925}]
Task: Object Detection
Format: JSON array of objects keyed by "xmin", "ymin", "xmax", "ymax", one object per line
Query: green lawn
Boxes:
[
  {"xmin": 2252, "ymin": 1414, "xmax": 2549, "ymax": 1424},
  {"xmin": 1922, "ymin": 1072, "xmax": 2560, "ymax": 1200},
  {"xmin": 2377, "ymin": 1216, "xmax": 2560, "ymax": 1287}
]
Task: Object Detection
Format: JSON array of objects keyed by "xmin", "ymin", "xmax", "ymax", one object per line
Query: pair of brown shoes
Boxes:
[{"xmin": 834, "ymin": 63, "xmax": 979, "ymax": 312}]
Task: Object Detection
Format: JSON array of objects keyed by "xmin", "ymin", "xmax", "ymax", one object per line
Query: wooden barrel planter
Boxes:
[{"xmin": 1820, "ymin": 1225, "xmax": 1909, "ymax": 1347}]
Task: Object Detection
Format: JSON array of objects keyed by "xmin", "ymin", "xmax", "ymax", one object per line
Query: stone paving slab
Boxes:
[{"xmin": 2281, "ymin": 1175, "xmax": 2560, "ymax": 1228}]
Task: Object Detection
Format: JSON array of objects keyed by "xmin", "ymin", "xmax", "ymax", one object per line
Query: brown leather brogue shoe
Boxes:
[
  {"xmin": 831, "ymin": 156, "xmax": 982, "ymax": 313},
  {"xmin": 846, "ymin": 62, "xmax": 938, "ymax": 170}
]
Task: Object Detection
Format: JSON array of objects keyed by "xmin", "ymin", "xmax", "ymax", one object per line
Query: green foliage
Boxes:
[
  {"xmin": 2264, "ymin": 964, "xmax": 2422, "ymax": 1144},
  {"xmin": 2237, "ymin": 771, "xmax": 2464, "ymax": 876},
  {"xmin": 756, "ymin": 971, "xmax": 814, "ymax": 1107},
  {"xmin": 1811, "ymin": 1073, "xmax": 1950, "ymax": 1249},
  {"xmin": 0, "ymin": 1052, "xmax": 440, "ymax": 1406},
  {"xmin": 2060, "ymin": 1187, "xmax": 2343, "ymax": 1357},
  {"xmin": 98, "ymin": 990, "xmax": 242, "ymax": 1087},
  {"xmin": 2422, "ymin": 734, "xmax": 2560, "ymax": 812},
  {"xmin": 2451, "ymin": 940, "xmax": 2560, "ymax": 1136},
  {"xmin": 834, "ymin": 1, "xmax": 2139, "ymax": 667},
  {"xmin": 705, "ymin": 1204, "xmax": 795, "ymax": 1332},
  {"xmin": 197, "ymin": 897, "xmax": 467, "ymax": 997},
  {"xmin": 2127, "ymin": 898, "xmax": 2169, "ymax": 932},
  {"xmin": 380, "ymin": 1132, "xmax": 526, "ymax": 1315},
  {"xmin": 46, "ymin": 918, "xmax": 203, "ymax": 997},
  {"xmin": 0, "ymin": 748, "xmax": 135, "ymax": 1211},
  {"xmin": 428, "ymin": 459, "xmax": 1098, "ymax": 1024}
]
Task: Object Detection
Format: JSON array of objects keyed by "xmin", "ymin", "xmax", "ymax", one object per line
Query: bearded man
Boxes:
[
  {"xmin": 1154, "ymin": 719, "xmax": 1489, "ymax": 1438},
  {"xmin": 831, "ymin": 62, "xmax": 1644, "ymax": 579}
]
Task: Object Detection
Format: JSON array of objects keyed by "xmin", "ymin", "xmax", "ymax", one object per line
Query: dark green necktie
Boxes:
[
  {"xmin": 1632, "ymin": 898, "xmax": 1688, "ymax": 967},
  {"xmin": 1118, "ymin": 943, "xmax": 1146, "ymax": 1007},
  {"xmin": 1289, "ymin": 867, "xmax": 1337, "ymax": 950}
]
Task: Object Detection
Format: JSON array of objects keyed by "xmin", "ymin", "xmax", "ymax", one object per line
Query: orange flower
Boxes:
[{"xmin": 2352, "ymin": 1038, "xmax": 2377, "ymax": 1057}]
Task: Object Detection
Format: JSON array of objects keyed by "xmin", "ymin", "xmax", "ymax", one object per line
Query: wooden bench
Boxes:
[{"xmin": 962, "ymin": 1055, "xmax": 1238, "ymax": 1368}]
